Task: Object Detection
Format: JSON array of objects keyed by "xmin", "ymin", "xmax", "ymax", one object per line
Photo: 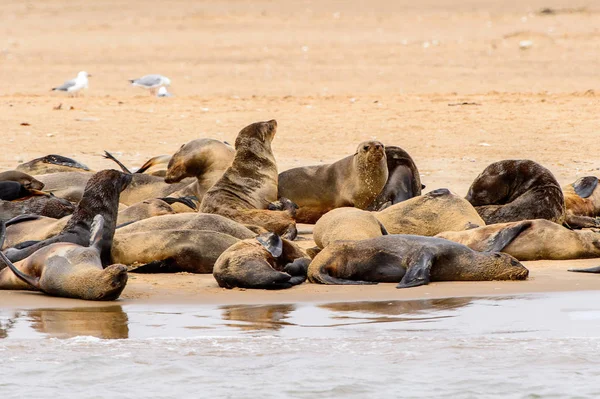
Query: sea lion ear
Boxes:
[
  {"xmin": 573, "ymin": 176, "xmax": 599, "ymax": 198},
  {"xmin": 256, "ymin": 232, "xmax": 283, "ymax": 257}
]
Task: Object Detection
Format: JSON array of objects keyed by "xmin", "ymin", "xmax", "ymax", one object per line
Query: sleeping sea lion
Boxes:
[
  {"xmin": 0, "ymin": 195, "xmax": 75, "ymax": 221},
  {"xmin": 562, "ymin": 176, "xmax": 600, "ymax": 228},
  {"xmin": 0, "ymin": 215, "xmax": 128, "ymax": 300},
  {"xmin": 0, "ymin": 171, "xmax": 44, "ymax": 190},
  {"xmin": 278, "ymin": 141, "xmax": 388, "ymax": 223},
  {"xmin": 465, "ymin": 159, "xmax": 565, "ymax": 224},
  {"xmin": 213, "ymin": 232, "xmax": 310, "ymax": 289},
  {"xmin": 366, "ymin": 146, "xmax": 422, "ymax": 211},
  {"xmin": 308, "ymin": 235, "xmax": 528, "ymax": 287},
  {"xmin": 200, "ymin": 120, "xmax": 297, "ymax": 239},
  {"xmin": 313, "ymin": 207, "xmax": 388, "ymax": 249},
  {"xmin": 16, "ymin": 154, "xmax": 91, "ymax": 175},
  {"xmin": 374, "ymin": 188, "xmax": 484, "ymax": 236}
]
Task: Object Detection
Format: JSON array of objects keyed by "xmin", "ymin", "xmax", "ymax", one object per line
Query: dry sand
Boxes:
[{"xmin": 1, "ymin": 0, "xmax": 600, "ymax": 307}]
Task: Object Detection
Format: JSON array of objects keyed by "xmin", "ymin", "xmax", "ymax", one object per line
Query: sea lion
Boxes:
[
  {"xmin": 0, "ymin": 171, "xmax": 44, "ymax": 191},
  {"xmin": 213, "ymin": 232, "xmax": 310, "ymax": 289},
  {"xmin": 136, "ymin": 155, "xmax": 172, "ymax": 176},
  {"xmin": 366, "ymin": 146, "xmax": 423, "ymax": 211},
  {"xmin": 465, "ymin": 159, "xmax": 565, "ymax": 224},
  {"xmin": 4, "ymin": 169, "xmax": 132, "ymax": 266},
  {"xmin": 436, "ymin": 218, "xmax": 600, "ymax": 261},
  {"xmin": 200, "ymin": 120, "xmax": 297, "ymax": 239},
  {"xmin": 313, "ymin": 207, "xmax": 388, "ymax": 249},
  {"xmin": 0, "ymin": 215, "xmax": 128, "ymax": 300},
  {"xmin": 35, "ymin": 171, "xmax": 93, "ymax": 202},
  {"xmin": 112, "ymin": 230, "xmax": 239, "ymax": 273},
  {"xmin": 16, "ymin": 154, "xmax": 91, "ymax": 175},
  {"xmin": 278, "ymin": 141, "xmax": 388, "ymax": 223},
  {"xmin": 562, "ymin": 176, "xmax": 600, "ymax": 228},
  {"xmin": 307, "ymin": 235, "xmax": 528, "ymax": 287},
  {"xmin": 0, "ymin": 195, "xmax": 75, "ymax": 221},
  {"xmin": 374, "ymin": 188, "xmax": 485, "ymax": 236},
  {"xmin": 0, "ymin": 171, "xmax": 47, "ymax": 201}
]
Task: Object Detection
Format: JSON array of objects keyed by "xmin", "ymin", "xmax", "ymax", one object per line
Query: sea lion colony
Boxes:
[{"xmin": 0, "ymin": 119, "xmax": 598, "ymax": 300}]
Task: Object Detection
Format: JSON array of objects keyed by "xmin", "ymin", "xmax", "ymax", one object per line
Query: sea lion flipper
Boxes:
[
  {"xmin": 158, "ymin": 196, "xmax": 198, "ymax": 211},
  {"xmin": 573, "ymin": 176, "xmax": 599, "ymax": 199},
  {"xmin": 396, "ymin": 252, "xmax": 434, "ymax": 289},
  {"xmin": 484, "ymin": 221, "xmax": 533, "ymax": 252},
  {"xmin": 256, "ymin": 232, "xmax": 283, "ymax": 258},
  {"xmin": 0, "ymin": 222, "xmax": 41, "ymax": 290},
  {"xmin": 568, "ymin": 266, "xmax": 600, "ymax": 273},
  {"xmin": 5, "ymin": 214, "xmax": 42, "ymax": 227},
  {"xmin": 103, "ymin": 151, "xmax": 132, "ymax": 174},
  {"xmin": 13, "ymin": 240, "xmax": 41, "ymax": 250},
  {"xmin": 283, "ymin": 258, "xmax": 310, "ymax": 277}
]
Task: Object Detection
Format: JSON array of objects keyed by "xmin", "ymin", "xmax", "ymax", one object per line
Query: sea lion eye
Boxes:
[{"xmin": 363, "ymin": 145, "xmax": 369, "ymax": 151}]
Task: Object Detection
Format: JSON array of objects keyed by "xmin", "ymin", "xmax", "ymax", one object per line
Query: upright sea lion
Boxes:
[
  {"xmin": 0, "ymin": 195, "xmax": 75, "ymax": 221},
  {"xmin": 562, "ymin": 176, "xmax": 600, "ymax": 228},
  {"xmin": 375, "ymin": 188, "xmax": 485, "ymax": 236},
  {"xmin": 465, "ymin": 159, "xmax": 565, "ymax": 224},
  {"xmin": 313, "ymin": 207, "xmax": 388, "ymax": 249},
  {"xmin": 213, "ymin": 232, "xmax": 310, "ymax": 289},
  {"xmin": 16, "ymin": 154, "xmax": 91, "ymax": 175},
  {"xmin": 4, "ymin": 169, "xmax": 132, "ymax": 266},
  {"xmin": 366, "ymin": 146, "xmax": 423, "ymax": 211},
  {"xmin": 112, "ymin": 230, "xmax": 239, "ymax": 273},
  {"xmin": 436, "ymin": 218, "xmax": 600, "ymax": 261},
  {"xmin": 200, "ymin": 120, "xmax": 297, "ymax": 239},
  {"xmin": 308, "ymin": 235, "xmax": 528, "ymax": 287},
  {"xmin": 278, "ymin": 141, "xmax": 388, "ymax": 223},
  {"xmin": 0, "ymin": 215, "xmax": 128, "ymax": 301}
]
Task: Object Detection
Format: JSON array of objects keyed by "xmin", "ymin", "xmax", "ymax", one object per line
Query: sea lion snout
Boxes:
[{"xmin": 359, "ymin": 141, "xmax": 385, "ymax": 161}]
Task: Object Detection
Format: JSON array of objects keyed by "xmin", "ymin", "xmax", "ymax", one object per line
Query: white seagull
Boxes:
[
  {"xmin": 129, "ymin": 74, "xmax": 171, "ymax": 95},
  {"xmin": 157, "ymin": 86, "xmax": 173, "ymax": 98},
  {"xmin": 51, "ymin": 71, "xmax": 90, "ymax": 96}
]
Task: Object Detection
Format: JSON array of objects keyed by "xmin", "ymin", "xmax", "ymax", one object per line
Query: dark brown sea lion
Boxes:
[
  {"xmin": 0, "ymin": 195, "xmax": 75, "ymax": 221},
  {"xmin": 436, "ymin": 219, "xmax": 600, "ymax": 261},
  {"xmin": 465, "ymin": 160, "xmax": 565, "ymax": 224},
  {"xmin": 0, "ymin": 215, "xmax": 128, "ymax": 300},
  {"xmin": 112, "ymin": 230, "xmax": 239, "ymax": 273},
  {"xmin": 374, "ymin": 188, "xmax": 485, "ymax": 236},
  {"xmin": 313, "ymin": 207, "xmax": 387, "ymax": 249},
  {"xmin": 278, "ymin": 141, "xmax": 388, "ymax": 224},
  {"xmin": 16, "ymin": 154, "xmax": 91, "ymax": 175},
  {"xmin": 4, "ymin": 169, "xmax": 132, "ymax": 266},
  {"xmin": 366, "ymin": 146, "xmax": 423, "ymax": 211},
  {"xmin": 200, "ymin": 120, "xmax": 297, "ymax": 239},
  {"xmin": 562, "ymin": 176, "xmax": 600, "ymax": 228},
  {"xmin": 308, "ymin": 235, "xmax": 528, "ymax": 287},
  {"xmin": 213, "ymin": 232, "xmax": 310, "ymax": 289}
]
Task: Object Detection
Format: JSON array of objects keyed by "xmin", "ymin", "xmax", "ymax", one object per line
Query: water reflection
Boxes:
[
  {"xmin": 220, "ymin": 304, "xmax": 295, "ymax": 331},
  {"xmin": 321, "ymin": 297, "xmax": 474, "ymax": 316}
]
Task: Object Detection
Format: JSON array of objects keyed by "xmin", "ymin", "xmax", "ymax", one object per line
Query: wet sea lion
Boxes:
[
  {"xmin": 465, "ymin": 160, "xmax": 565, "ymax": 224},
  {"xmin": 112, "ymin": 230, "xmax": 239, "ymax": 273},
  {"xmin": 375, "ymin": 188, "xmax": 484, "ymax": 236},
  {"xmin": 436, "ymin": 219, "xmax": 600, "ymax": 261},
  {"xmin": 0, "ymin": 195, "xmax": 75, "ymax": 221},
  {"xmin": 278, "ymin": 141, "xmax": 388, "ymax": 223},
  {"xmin": 366, "ymin": 146, "xmax": 422, "ymax": 211},
  {"xmin": 213, "ymin": 232, "xmax": 310, "ymax": 289},
  {"xmin": 200, "ymin": 120, "xmax": 297, "ymax": 239},
  {"xmin": 308, "ymin": 235, "xmax": 528, "ymax": 287},
  {"xmin": 16, "ymin": 154, "xmax": 91, "ymax": 175},
  {"xmin": 4, "ymin": 169, "xmax": 132, "ymax": 266},
  {"xmin": 562, "ymin": 176, "xmax": 600, "ymax": 228},
  {"xmin": 313, "ymin": 207, "xmax": 388, "ymax": 249},
  {"xmin": 0, "ymin": 215, "xmax": 128, "ymax": 300}
]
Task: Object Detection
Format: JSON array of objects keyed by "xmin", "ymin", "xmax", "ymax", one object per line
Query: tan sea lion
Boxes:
[
  {"xmin": 0, "ymin": 170, "xmax": 44, "ymax": 190},
  {"xmin": 213, "ymin": 232, "xmax": 310, "ymax": 289},
  {"xmin": 0, "ymin": 195, "xmax": 75, "ymax": 221},
  {"xmin": 562, "ymin": 176, "xmax": 600, "ymax": 228},
  {"xmin": 375, "ymin": 188, "xmax": 484, "ymax": 236},
  {"xmin": 366, "ymin": 146, "xmax": 423, "ymax": 211},
  {"xmin": 136, "ymin": 155, "xmax": 172, "ymax": 176},
  {"xmin": 436, "ymin": 219, "xmax": 600, "ymax": 261},
  {"xmin": 112, "ymin": 230, "xmax": 239, "ymax": 273},
  {"xmin": 308, "ymin": 235, "xmax": 528, "ymax": 287},
  {"xmin": 16, "ymin": 154, "xmax": 91, "ymax": 175},
  {"xmin": 200, "ymin": 120, "xmax": 297, "ymax": 239},
  {"xmin": 278, "ymin": 141, "xmax": 388, "ymax": 224},
  {"xmin": 0, "ymin": 215, "xmax": 128, "ymax": 300},
  {"xmin": 465, "ymin": 160, "xmax": 565, "ymax": 224},
  {"xmin": 313, "ymin": 207, "xmax": 388, "ymax": 249},
  {"xmin": 4, "ymin": 169, "xmax": 132, "ymax": 266}
]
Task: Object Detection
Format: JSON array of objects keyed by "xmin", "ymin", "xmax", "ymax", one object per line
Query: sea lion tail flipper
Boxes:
[
  {"xmin": 396, "ymin": 253, "xmax": 434, "ymax": 289},
  {"xmin": 573, "ymin": 176, "xmax": 599, "ymax": 198},
  {"xmin": 256, "ymin": 232, "xmax": 283, "ymax": 257},
  {"xmin": 102, "ymin": 151, "xmax": 132, "ymax": 174},
  {"xmin": 568, "ymin": 266, "xmax": 600, "ymax": 273},
  {"xmin": 0, "ymin": 222, "xmax": 41, "ymax": 290},
  {"xmin": 129, "ymin": 258, "xmax": 179, "ymax": 273},
  {"xmin": 484, "ymin": 221, "xmax": 533, "ymax": 252},
  {"xmin": 158, "ymin": 196, "xmax": 198, "ymax": 211},
  {"xmin": 136, "ymin": 155, "xmax": 171, "ymax": 174},
  {"xmin": 89, "ymin": 215, "xmax": 105, "ymax": 248},
  {"xmin": 5, "ymin": 214, "xmax": 42, "ymax": 227},
  {"xmin": 378, "ymin": 221, "xmax": 389, "ymax": 236}
]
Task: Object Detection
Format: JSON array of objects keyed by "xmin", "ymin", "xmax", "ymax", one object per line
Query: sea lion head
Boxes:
[
  {"xmin": 89, "ymin": 264, "xmax": 129, "ymax": 301},
  {"xmin": 355, "ymin": 141, "xmax": 386, "ymax": 163},
  {"xmin": 465, "ymin": 168, "xmax": 510, "ymax": 206},
  {"xmin": 235, "ymin": 120, "xmax": 278, "ymax": 150},
  {"xmin": 475, "ymin": 251, "xmax": 529, "ymax": 281},
  {"xmin": 86, "ymin": 169, "xmax": 133, "ymax": 195}
]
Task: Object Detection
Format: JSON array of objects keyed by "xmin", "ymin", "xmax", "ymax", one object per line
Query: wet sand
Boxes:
[{"xmin": 1, "ymin": 0, "xmax": 600, "ymax": 307}]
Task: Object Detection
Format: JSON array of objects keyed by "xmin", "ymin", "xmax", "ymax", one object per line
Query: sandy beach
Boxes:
[{"xmin": 1, "ymin": 0, "xmax": 600, "ymax": 307}]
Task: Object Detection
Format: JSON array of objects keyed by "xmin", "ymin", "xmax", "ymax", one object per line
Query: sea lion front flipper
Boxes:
[
  {"xmin": 13, "ymin": 240, "xmax": 41, "ymax": 250},
  {"xmin": 256, "ymin": 232, "xmax": 283, "ymax": 258},
  {"xmin": 572, "ymin": 176, "xmax": 599, "ymax": 198},
  {"xmin": 484, "ymin": 221, "xmax": 533, "ymax": 252},
  {"xmin": 5, "ymin": 214, "xmax": 42, "ymax": 227},
  {"xmin": 158, "ymin": 196, "xmax": 198, "ymax": 211},
  {"xmin": 283, "ymin": 258, "xmax": 310, "ymax": 277},
  {"xmin": 568, "ymin": 266, "xmax": 600, "ymax": 273},
  {"xmin": 396, "ymin": 252, "xmax": 434, "ymax": 289},
  {"xmin": 129, "ymin": 258, "xmax": 180, "ymax": 273},
  {"xmin": 103, "ymin": 151, "xmax": 132, "ymax": 174},
  {"xmin": 0, "ymin": 222, "xmax": 42, "ymax": 290}
]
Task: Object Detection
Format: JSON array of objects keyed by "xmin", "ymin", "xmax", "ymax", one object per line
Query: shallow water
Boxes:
[{"xmin": 1, "ymin": 292, "xmax": 600, "ymax": 398}]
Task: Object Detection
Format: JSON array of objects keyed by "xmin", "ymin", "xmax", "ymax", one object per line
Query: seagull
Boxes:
[
  {"xmin": 157, "ymin": 86, "xmax": 173, "ymax": 98},
  {"xmin": 129, "ymin": 74, "xmax": 171, "ymax": 95},
  {"xmin": 51, "ymin": 71, "xmax": 90, "ymax": 96}
]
